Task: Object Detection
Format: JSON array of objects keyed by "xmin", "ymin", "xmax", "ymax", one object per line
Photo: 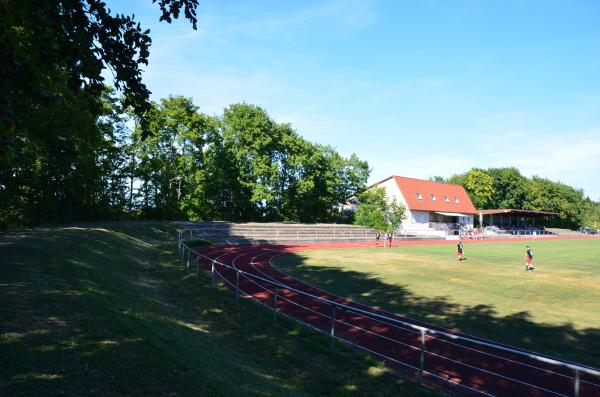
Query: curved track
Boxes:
[{"xmin": 193, "ymin": 242, "xmax": 600, "ymax": 397}]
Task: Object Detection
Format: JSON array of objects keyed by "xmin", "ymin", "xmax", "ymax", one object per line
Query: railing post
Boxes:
[
  {"xmin": 419, "ymin": 329, "xmax": 426, "ymax": 385},
  {"xmin": 235, "ymin": 270, "xmax": 240, "ymax": 304},
  {"xmin": 330, "ymin": 305, "xmax": 337, "ymax": 347},
  {"xmin": 186, "ymin": 248, "xmax": 191, "ymax": 271},
  {"xmin": 574, "ymin": 368, "xmax": 580, "ymax": 397},
  {"xmin": 273, "ymin": 288, "xmax": 278, "ymax": 321},
  {"xmin": 211, "ymin": 262, "xmax": 215, "ymax": 287},
  {"xmin": 195, "ymin": 257, "xmax": 199, "ymax": 280},
  {"xmin": 178, "ymin": 230, "xmax": 181, "ymax": 254}
]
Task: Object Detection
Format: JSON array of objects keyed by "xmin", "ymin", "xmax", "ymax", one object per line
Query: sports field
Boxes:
[{"xmin": 274, "ymin": 238, "xmax": 600, "ymax": 366}]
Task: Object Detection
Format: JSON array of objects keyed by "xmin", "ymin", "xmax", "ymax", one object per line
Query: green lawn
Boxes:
[
  {"xmin": 0, "ymin": 222, "xmax": 437, "ymax": 397},
  {"xmin": 274, "ymin": 239, "xmax": 600, "ymax": 367}
]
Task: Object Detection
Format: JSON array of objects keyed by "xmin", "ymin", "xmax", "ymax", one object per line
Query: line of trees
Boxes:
[
  {"xmin": 439, "ymin": 168, "xmax": 599, "ymax": 229},
  {"xmin": 0, "ymin": 92, "xmax": 369, "ymax": 227},
  {"xmin": 1, "ymin": 1, "xmax": 371, "ymax": 228}
]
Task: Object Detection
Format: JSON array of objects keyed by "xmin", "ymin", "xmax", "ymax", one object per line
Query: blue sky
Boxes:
[{"xmin": 109, "ymin": 0, "xmax": 600, "ymax": 200}]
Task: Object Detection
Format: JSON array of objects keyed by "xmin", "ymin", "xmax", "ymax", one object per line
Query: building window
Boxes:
[
  {"xmin": 431, "ymin": 194, "xmax": 436, "ymax": 201},
  {"xmin": 416, "ymin": 192, "xmax": 422, "ymax": 200},
  {"xmin": 444, "ymin": 195, "xmax": 449, "ymax": 202},
  {"xmin": 454, "ymin": 197, "xmax": 459, "ymax": 204}
]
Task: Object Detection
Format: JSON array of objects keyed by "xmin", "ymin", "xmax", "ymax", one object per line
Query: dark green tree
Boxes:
[
  {"xmin": 486, "ymin": 167, "xmax": 529, "ymax": 209},
  {"xmin": 525, "ymin": 177, "xmax": 585, "ymax": 228}
]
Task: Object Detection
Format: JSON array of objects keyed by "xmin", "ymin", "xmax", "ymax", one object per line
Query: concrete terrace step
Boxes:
[
  {"xmin": 178, "ymin": 221, "xmax": 379, "ymax": 244},
  {"xmin": 178, "ymin": 221, "xmax": 446, "ymax": 244}
]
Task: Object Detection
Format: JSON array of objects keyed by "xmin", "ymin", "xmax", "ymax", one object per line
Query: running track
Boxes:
[{"xmin": 190, "ymin": 237, "xmax": 600, "ymax": 397}]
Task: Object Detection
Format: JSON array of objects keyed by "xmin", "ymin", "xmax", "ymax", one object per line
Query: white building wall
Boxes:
[
  {"xmin": 410, "ymin": 210, "xmax": 430, "ymax": 230},
  {"xmin": 376, "ymin": 178, "xmax": 429, "ymax": 230}
]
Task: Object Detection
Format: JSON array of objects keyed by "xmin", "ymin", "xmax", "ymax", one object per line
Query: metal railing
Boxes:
[
  {"xmin": 429, "ymin": 222, "xmax": 461, "ymax": 231},
  {"xmin": 483, "ymin": 229, "xmax": 556, "ymax": 238},
  {"xmin": 177, "ymin": 233, "xmax": 600, "ymax": 396}
]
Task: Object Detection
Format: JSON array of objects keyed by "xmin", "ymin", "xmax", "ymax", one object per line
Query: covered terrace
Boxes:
[{"xmin": 478, "ymin": 209, "xmax": 558, "ymax": 229}]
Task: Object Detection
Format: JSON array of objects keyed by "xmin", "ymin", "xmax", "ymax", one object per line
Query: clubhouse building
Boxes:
[{"xmin": 368, "ymin": 176, "xmax": 477, "ymax": 235}]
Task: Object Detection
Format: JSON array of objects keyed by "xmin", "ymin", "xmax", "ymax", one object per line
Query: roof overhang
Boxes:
[
  {"xmin": 478, "ymin": 209, "xmax": 558, "ymax": 217},
  {"xmin": 435, "ymin": 212, "xmax": 471, "ymax": 217}
]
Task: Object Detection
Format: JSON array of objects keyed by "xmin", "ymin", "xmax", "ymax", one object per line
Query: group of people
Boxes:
[
  {"xmin": 374, "ymin": 232, "xmax": 393, "ymax": 247},
  {"xmin": 375, "ymin": 232, "xmax": 536, "ymax": 270},
  {"xmin": 457, "ymin": 240, "xmax": 535, "ymax": 271},
  {"xmin": 458, "ymin": 227, "xmax": 482, "ymax": 240}
]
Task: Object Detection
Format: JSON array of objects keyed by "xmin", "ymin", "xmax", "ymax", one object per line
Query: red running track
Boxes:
[{"xmin": 192, "ymin": 240, "xmax": 600, "ymax": 397}]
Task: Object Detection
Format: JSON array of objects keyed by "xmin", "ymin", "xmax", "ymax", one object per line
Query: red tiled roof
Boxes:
[{"xmin": 382, "ymin": 176, "xmax": 477, "ymax": 214}]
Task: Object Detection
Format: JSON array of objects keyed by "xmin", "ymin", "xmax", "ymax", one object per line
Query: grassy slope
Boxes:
[
  {"xmin": 0, "ymin": 222, "xmax": 437, "ymax": 397},
  {"xmin": 275, "ymin": 239, "xmax": 600, "ymax": 366}
]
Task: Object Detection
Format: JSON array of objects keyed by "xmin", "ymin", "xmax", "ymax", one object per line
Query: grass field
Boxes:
[
  {"xmin": 274, "ymin": 238, "xmax": 600, "ymax": 367},
  {"xmin": 0, "ymin": 222, "xmax": 437, "ymax": 397}
]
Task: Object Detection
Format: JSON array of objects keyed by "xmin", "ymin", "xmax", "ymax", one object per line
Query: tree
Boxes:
[
  {"xmin": 428, "ymin": 175, "xmax": 446, "ymax": 183},
  {"xmin": 581, "ymin": 199, "xmax": 600, "ymax": 229},
  {"xmin": 1, "ymin": 0, "xmax": 198, "ymax": 141},
  {"xmin": 130, "ymin": 96, "xmax": 213, "ymax": 219},
  {"xmin": 486, "ymin": 167, "xmax": 529, "ymax": 209},
  {"xmin": 354, "ymin": 187, "xmax": 405, "ymax": 234},
  {"xmin": 525, "ymin": 177, "xmax": 585, "ymax": 228},
  {"xmin": 1, "ymin": 0, "xmax": 199, "ymax": 227},
  {"xmin": 213, "ymin": 103, "xmax": 369, "ymax": 223},
  {"xmin": 449, "ymin": 169, "xmax": 495, "ymax": 209}
]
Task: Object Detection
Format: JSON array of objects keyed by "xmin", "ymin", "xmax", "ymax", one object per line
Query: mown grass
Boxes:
[
  {"xmin": 0, "ymin": 222, "xmax": 438, "ymax": 397},
  {"xmin": 274, "ymin": 239, "xmax": 600, "ymax": 367}
]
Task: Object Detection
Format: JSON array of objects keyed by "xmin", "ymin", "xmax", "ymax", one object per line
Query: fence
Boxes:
[
  {"xmin": 177, "ymin": 233, "xmax": 600, "ymax": 396},
  {"xmin": 482, "ymin": 229, "xmax": 558, "ymax": 238}
]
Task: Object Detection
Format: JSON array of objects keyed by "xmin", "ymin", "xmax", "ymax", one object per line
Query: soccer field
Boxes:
[{"xmin": 274, "ymin": 238, "xmax": 600, "ymax": 366}]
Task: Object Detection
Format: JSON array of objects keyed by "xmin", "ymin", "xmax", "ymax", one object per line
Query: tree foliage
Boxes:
[
  {"xmin": 1, "ymin": 0, "xmax": 199, "ymax": 163},
  {"xmin": 448, "ymin": 167, "xmax": 590, "ymax": 229},
  {"xmin": 581, "ymin": 199, "xmax": 600, "ymax": 229},
  {"xmin": 524, "ymin": 176, "xmax": 586, "ymax": 228},
  {"xmin": 354, "ymin": 187, "xmax": 405, "ymax": 234},
  {"xmin": 0, "ymin": 93, "xmax": 369, "ymax": 227},
  {"xmin": 448, "ymin": 169, "xmax": 494, "ymax": 209},
  {"xmin": 486, "ymin": 167, "xmax": 529, "ymax": 210}
]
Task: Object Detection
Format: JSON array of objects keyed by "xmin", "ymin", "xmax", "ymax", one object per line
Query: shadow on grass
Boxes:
[
  {"xmin": 275, "ymin": 253, "xmax": 600, "ymax": 368},
  {"xmin": 0, "ymin": 222, "xmax": 436, "ymax": 397}
]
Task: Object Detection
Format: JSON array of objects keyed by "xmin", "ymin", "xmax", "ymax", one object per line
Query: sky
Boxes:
[{"xmin": 108, "ymin": 0, "xmax": 600, "ymax": 200}]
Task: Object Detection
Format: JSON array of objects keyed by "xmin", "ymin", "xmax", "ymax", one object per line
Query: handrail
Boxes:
[
  {"xmin": 177, "ymin": 235, "xmax": 600, "ymax": 396},
  {"xmin": 179, "ymin": 239, "xmax": 599, "ymax": 377}
]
